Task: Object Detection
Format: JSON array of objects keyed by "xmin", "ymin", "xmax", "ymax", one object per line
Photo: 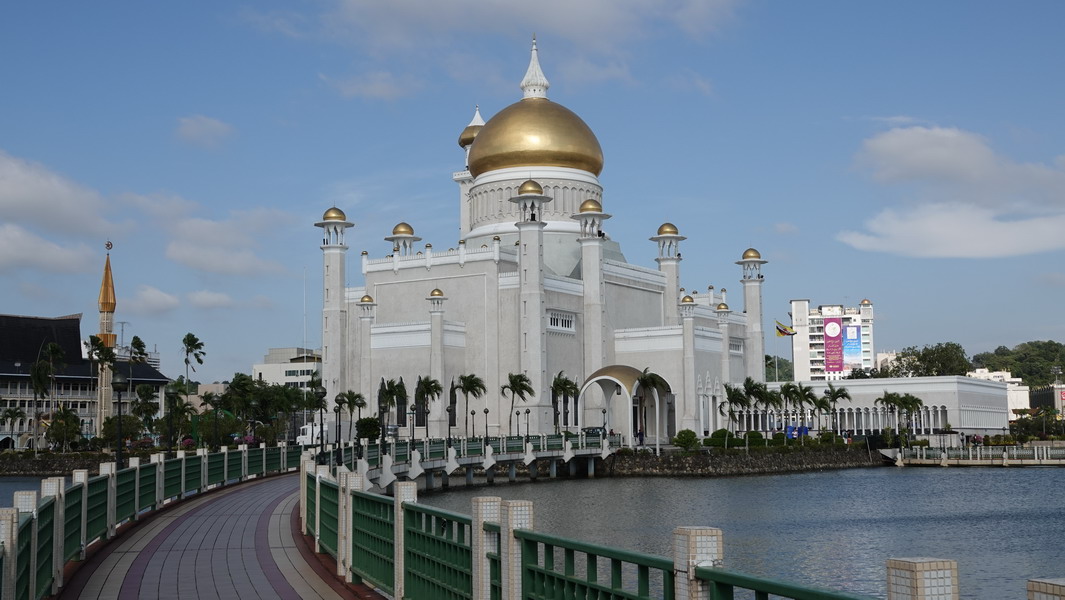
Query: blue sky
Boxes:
[{"xmin": 2, "ymin": 1, "xmax": 1063, "ymax": 384}]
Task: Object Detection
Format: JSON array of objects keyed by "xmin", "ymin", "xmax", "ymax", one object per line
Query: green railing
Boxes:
[
  {"xmin": 0, "ymin": 443, "xmax": 302, "ymax": 600},
  {"xmin": 305, "ymin": 471, "xmax": 317, "ymax": 537},
  {"xmin": 350, "ymin": 489, "xmax": 395, "ymax": 595},
  {"xmin": 318, "ymin": 480, "xmax": 340, "ymax": 557},
  {"xmin": 404, "ymin": 503, "xmax": 473, "ymax": 599},
  {"xmin": 693, "ymin": 566, "xmax": 878, "ymax": 600}
]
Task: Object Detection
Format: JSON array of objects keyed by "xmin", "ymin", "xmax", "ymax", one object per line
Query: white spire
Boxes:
[
  {"xmin": 468, "ymin": 104, "xmax": 485, "ymax": 126},
  {"xmin": 520, "ymin": 35, "xmax": 550, "ymax": 99}
]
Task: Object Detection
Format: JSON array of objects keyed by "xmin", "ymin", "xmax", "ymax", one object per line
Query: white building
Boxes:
[
  {"xmin": 317, "ymin": 41, "xmax": 769, "ymax": 445},
  {"xmin": 967, "ymin": 368, "xmax": 1030, "ymax": 414},
  {"xmin": 789, "ymin": 299, "xmax": 875, "ymax": 381},
  {"xmin": 252, "ymin": 347, "xmax": 321, "ymax": 390}
]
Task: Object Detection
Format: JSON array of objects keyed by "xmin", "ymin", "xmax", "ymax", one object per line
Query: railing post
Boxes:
[
  {"xmin": 673, "ymin": 527, "xmax": 723, "ymax": 600},
  {"xmin": 240, "ymin": 444, "xmax": 249, "ymax": 480},
  {"xmin": 41, "ymin": 477, "xmax": 65, "ymax": 593},
  {"xmin": 300, "ymin": 457, "xmax": 315, "ymax": 528},
  {"xmin": 197, "ymin": 448, "xmax": 209, "ymax": 491},
  {"xmin": 499, "ymin": 499, "xmax": 533, "ymax": 600},
  {"xmin": 100, "ymin": 462, "xmax": 117, "ymax": 538},
  {"xmin": 175, "ymin": 450, "xmax": 187, "ymax": 497},
  {"xmin": 887, "ymin": 557, "xmax": 959, "ymax": 600},
  {"xmin": 72, "ymin": 469, "xmax": 89, "ymax": 560},
  {"xmin": 14, "ymin": 490, "xmax": 38, "ymax": 599},
  {"xmin": 314, "ymin": 465, "xmax": 330, "ymax": 553},
  {"xmin": 0, "ymin": 508, "xmax": 19, "ymax": 600},
  {"xmin": 393, "ymin": 481, "xmax": 418, "ymax": 600},
  {"xmin": 471, "ymin": 496, "xmax": 501, "ymax": 600},
  {"xmin": 1029, "ymin": 578, "xmax": 1065, "ymax": 598},
  {"xmin": 128, "ymin": 457, "xmax": 141, "ymax": 517},
  {"xmin": 149, "ymin": 454, "xmax": 164, "ymax": 507},
  {"xmin": 221, "ymin": 446, "xmax": 229, "ymax": 482},
  {"xmin": 336, "ymin": 469, "xmax": 351, "ymax": 578}
]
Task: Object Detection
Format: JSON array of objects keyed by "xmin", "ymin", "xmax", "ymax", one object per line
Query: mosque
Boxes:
[{"xmin": 316, "ymin": 41, "xmax": 768, "ymax": 447}]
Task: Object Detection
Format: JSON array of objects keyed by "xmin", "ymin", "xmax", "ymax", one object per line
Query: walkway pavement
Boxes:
[{"xmin": 61, "ymin": 473, "xmax": 386, "ymax": 599}]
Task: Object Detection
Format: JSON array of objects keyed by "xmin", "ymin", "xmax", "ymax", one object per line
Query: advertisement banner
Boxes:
[
  {"xmin": 843, "ymin": 325, "xmax": 863, "ymax": 371},
  {"xmin": 824, "ymin": 317, "xmax": 843, "ymax": 372}
]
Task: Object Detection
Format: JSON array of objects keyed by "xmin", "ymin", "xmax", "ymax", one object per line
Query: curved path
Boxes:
[{"xmin": 61, "ymin": 473, "xmax": 385, "ymax": 600}]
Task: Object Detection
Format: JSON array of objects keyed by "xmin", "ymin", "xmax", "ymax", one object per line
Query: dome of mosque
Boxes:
[
  {"xmin": 579, "ymin": 199, "xmax": 602, "ymax": 213},
  {"xmin": 657, "ymin": 223, "xmax": 679, "ymax": 235},
  {"xmin": 392, "ymin": 222, "xmax": 414, "ymax": 236},
  {"xmin": 322, "ymin": 207, "xmax": 347, "ymax": 221},
  {"xmin": 742, "ymin": 248, "xmax": 761, "ymax": 260}
]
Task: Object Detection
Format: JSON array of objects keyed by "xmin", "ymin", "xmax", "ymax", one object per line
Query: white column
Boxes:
[
  {"xmin": 0, "ymin": 508, "xmax": 19, "ymax": 599},
  {"xmin": 500, "ymin": 499, "xmax": 533, "ymax": 600},
  {"xmin": 1029, "ymin": 578, "xmax": 1065, "ymax": 599},
  {"xmin": 680, "ymin": 300, "xmax": 698, "ymax": 433},
  {"xmin": 673, "ymin": 526, "xmax": 724, "ymax": 600},
  {"xmin": 472, "ymin": 496, "xmax": 502, "ymax": 600},
  {"xmin": 393, "ymin": 481, "xmax": 418, "ymax": 600},
  {"xmin": 887, "ymin": 557, "xmax": 959, "ymax": 600}
]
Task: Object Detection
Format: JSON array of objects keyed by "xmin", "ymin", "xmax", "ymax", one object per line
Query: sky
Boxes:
[{"xmin": 2, "ymin": 1, "xmax": 1063, "ymax": 384}]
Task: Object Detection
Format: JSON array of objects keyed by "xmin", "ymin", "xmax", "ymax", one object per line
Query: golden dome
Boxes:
[
  {"xmin": 579, "ymin": 199, "xmax": 602, "ymax": 213},
  {"xmin": 322, "ymin": 207, "xmax": 347, "ymax": 221},
  {"xmin": 430, "ymin": 289, "xmax": 444, "ymax": 297},
  {"xmin": 741, "ymin": 248, "xmax": 761, "ymax": 260},
  {"xmin": 458, "ymin": 124, "xmax": 483, "ymax": 148},
  {"xmin": 467, "ymin": 98, "xmax": 604, "ymax": 178},
  {"xmin": 657, "ymin": 223, "xmax": 679, "ymax": 235},
  {"xmin": 392, "ymin": 222, "xmax": 414, "ymax": 236},
  {"xmin": 518, "ymin": 179, "xmax": 543, "ymax": 195},
  {"xmin": 360, "ymin": 294, "xmax": 374, "ymax": 303},
  {"xmin": 681, "ymin": 295, "xmax": 695, "ymax": 304},
  {"xmin": 860, "ymin": 298, "xmax": 872, "ymax": 305},
  {"xmin": 716, "ymin": 303, "xmax": 729, "ymax": 311}
]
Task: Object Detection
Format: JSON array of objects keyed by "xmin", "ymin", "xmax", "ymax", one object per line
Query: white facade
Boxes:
[
  {"xmin": 317, "ymin": 43, "xmax": 769, "ymax": 445},
  {"xmin": 790, "ymin": 299, "xmax": 875, "ymax": 381},
  {"xmin": 251, "ymin": 347, "xmax": 322, "ymax": 390},
  {"xmin": 967, "ymin": 368, "xmax": 1030, "ymax": 414}
]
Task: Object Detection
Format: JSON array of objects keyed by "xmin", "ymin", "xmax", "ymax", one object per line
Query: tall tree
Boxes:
[
  {"xmin": 889, "ymin": 342, "xmax": 972, "ymax": 377},
  {"xmin": 413, "ymin": 376, "xmax": 442, "ymax": 430},
  {"xmin": 720, "ymin": 383, "xmax": 749, "ymax": 434},
  {"xmin": 742, "ymin": 377, "xmax": 768, "ymax": 431},
  {"xmin": 635, "ymin": 367, "xmax": 669, "ymax": 436},
  {"xmin": 550, "ymin": 372, "xmax": 579, "ymax": 433},
  {"xmin": 84, "ymin": 335, "xmax": 106, "ymax": 410},
  {"xmin": 501, "ymin": 373, "xmax": 534, "ymax": 436},
  {"xmin": 0, "ymin": 407, "xmax": 26, "ymax": 433},
  {"xmin": 181, "ymin": 333, "xmax": 205, "ymax": 420},
  {"xmin": 822, "ymin": 383, "xmax": 851, "ymax": 433},
  {"xmin": 457, "ymin": 374, "xmax": 486, "ymax": 437},
  {"xmin": 339, "ymin": 391, "xmax": 366, "ymax": 440},
  {"xmin": 130, "ymin": 384, "xmax": 160, "ymax": 433},
  {"xmin": 30, "ymin": 359, "xmax": 51, "ymax": 453},
  {"xmin": 42, "ymin": 342, "xmax": 65, "ymax": 414}
]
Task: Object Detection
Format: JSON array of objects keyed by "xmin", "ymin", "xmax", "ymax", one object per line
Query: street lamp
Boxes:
[
  {"xmin": 112, "ymin": 370, "xmax": 128, "ymax": 470},
  {"xmin": 483, "ymin": 408, "xmax": 490, "ymax": 438},
  {"xmin": 409, "ymin": 406, "xmax": 416, "ymax": 444},
  {"xmin": 314, "ymin": 386, "xmax": 327, "ymax": 460},
  {"xmin": 525, "ymin": 408, "xmax": 531, "ymax": 442},
  {"xmin": 334, "ymin": 393, "xmax": 344, "ymax": 449},
  {"xmin": 446, "ymin": 405, "xmax": 454, "ymax": 447},
  {"xmin": 515, "ymin": 410, "xmax": 521, "ymax": 438},
  {"xmin": 471, "ymin": 409, "xmax": 477, "ymax": 437},
  {"xmin": 334, "ymin": 404, "xmax": 343, "ymax": 465}
]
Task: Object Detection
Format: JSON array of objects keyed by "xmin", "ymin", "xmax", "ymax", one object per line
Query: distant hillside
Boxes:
[{"xmin": 972, "ymin": 340, "xmax": 1065, "ymax": 387}]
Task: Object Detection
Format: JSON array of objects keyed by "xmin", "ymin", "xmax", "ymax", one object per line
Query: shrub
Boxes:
[
  {"xmin": 672, "ymin": 429, "xmax": 700, "ymax": 452},
  {"xmin": 710, "ymin": 428, "xmax": 732, "ymax": 439},
  {"xmin": 745, "ymin": 431, "xmax": 764, "ymax": 442},
  {"xmin": 615, "ymin": 447, "xmax": 634, "ymax": 456}
]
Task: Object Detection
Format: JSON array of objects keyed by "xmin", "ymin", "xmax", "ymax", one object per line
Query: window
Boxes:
[{"xmin": 548, "ymin": 311, "xmax": 575, "ymax": 332}]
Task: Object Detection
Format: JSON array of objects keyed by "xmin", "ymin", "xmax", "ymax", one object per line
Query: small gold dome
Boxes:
[
  {"xmin": 392, "ymin": 222, "xmax": 414, "ymax": 236},
  {"xmin": 360, "ymin": 294, "xmax": 374, "ymax": 303},
  {"xmin": 579, "ymin": 199, "xmax": 602, "ymax": 213},
  {"xmin": 741, "ymin": 248, "xmax": 761, "ymax": 260},
  {"xmin": 458, "ymin": 124, "xmax": 483, "ymax": 148},
  {"xmin": 492, "ymin": 236, "xmax": 500, "ymax": 241},
  {"xmin": 430, "ymin": 289, "xmax": 444, "ymax": 297},
  {"xmin": 716, "ymin": 303, "xmax": 729, "ymax": 311},
  {"xmin": 322, "ymin": 207, "xmax": 347, "ymax": 221},
  {"xmin": 361, "ymin": 250, "xmax": 368, "ymax": 255},
  {"xmin": 657, "ymin": 223, "xmax": 679, "ymax": 235},
  {"xmin": 681, "ymin": 295, "xmax": 694, "ymax": 304},
  {"xmin": 860, "ymin": 298, "xmax": 872, "ymax": 305},
  {"xmin": 518, "ymin": 179, "xmax": 543, "ymax": 195},
  {"xmin": 467, "ymin": 98, "xmax": 604, "ymax": 178}
]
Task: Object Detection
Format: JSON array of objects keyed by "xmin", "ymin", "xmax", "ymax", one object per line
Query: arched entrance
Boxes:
[{"xmin": 578, "ymin": 365, "xmax": 667, "ymax": 455}]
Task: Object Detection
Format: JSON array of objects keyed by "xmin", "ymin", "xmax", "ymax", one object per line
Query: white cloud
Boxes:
[
  {"xmin": 318, "ymin": 71, "xmax": 421, "ymax": 100},
  {"xmin": 125, "ymin": 285, "xmax": 180, "ymax": 316},
  {"xmin": 0, "ymin": 150, "xmax": 116, "ymax": 236},
  {"xmin": 187, "ymin": 290, "xmax": 235, "ymax": 309},
  {"xmin": 0, "ymin": 224, "xmax": 95, "ymax": 273},
  {"xmin": 175, "ymin": 115, "xmax": 235, "ymax": 148},
  {"xmin": 843, "ymin": 126, "xmax": 1065, "ymax": 258},
  {"xmin": 774, "ymin": 222, "xmax": 798, "ymax": 234},
  {"xmin": 163, "ymin": 209, "xmax": 291, "ymax": 275},
  {"xmin": 557, "ymin": 58, "xmax": 635, "ymax": 87}
]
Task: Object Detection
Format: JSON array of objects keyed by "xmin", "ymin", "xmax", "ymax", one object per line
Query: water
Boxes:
[
  {"xmin": 0, "ymin": 476, "xmax": 46, "ymax": 507},
  {"xmin": 424, "ymin": 467, "xmax": 1063, "ymax": 599}
]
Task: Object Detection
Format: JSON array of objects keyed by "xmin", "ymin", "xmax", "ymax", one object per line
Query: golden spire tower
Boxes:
[{"xmin": 96, "ymin": 242, "xmax": 117, "ymax": 431}]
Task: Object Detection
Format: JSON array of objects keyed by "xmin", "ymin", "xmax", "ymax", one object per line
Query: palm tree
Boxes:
[
  {"xmin": 635, "ymin": 367, "xmax": 669, "ymax": 437},
  {"xmin": 0, "ymin": 407, "xmax": 26, "ymax": 433},
  {"xmin": 762, "ymin": 388, "xmax": 784, "ymax": 432},
  {"xmin": 741, "ymin": 377, "xmax": 768, "ymax": 431},
  {"xmin": 457, "ymin": 374, "xmax": 486, "ymax": 437},
  {"xmin": 501, "ymin": 373, "xmax": 534, "ymax": 436},
  {"xmin": 377, "ymin": 378, "xmax": 406, "ymax": 445},
  {"xmin": 201, "ymin": 391, "xmax": 223, "ymax": 450},
  {"xmin": 130, "ymin": 384, "xmax": 159, "ymax": 434},
  {"xmin": 414, "ymin": 376, "xmax": 442, "ymax": 434},
  {"xmin": 550, "ymin": 372, "xmax": 579, "ymax": 433},
  {"xmin": 181, "ymin": 332, "xmax": 205, "ymax": 420},
  {"xmin": 720, "ymin": 383, "xmax": 749, "ymax": 435},
  {"xmin": 46, "ymin": 404, "xmax": 81, "ymax": 452},
  {"xmin": 339, "ymin": 391, "xmax": 366, "ymax": 441},
  {"xmin": 822, "ymin": 383, "xmax": 851, "ymax": 435},
  {"xmin": 84, "ymin": 334, "xmax": 106, "ymax": 407},
  {"xmin": 42, "ymin": 342, "xmax": 65, "ymax": 414},
  {"xmin": 30, "ymin": 359, "xmax": 51, "ymax": 453}
]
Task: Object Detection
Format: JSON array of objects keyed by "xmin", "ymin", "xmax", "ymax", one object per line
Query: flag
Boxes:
[{"xmin": 775, "ymin": 320, "xmax": 796, "ymax": 337}]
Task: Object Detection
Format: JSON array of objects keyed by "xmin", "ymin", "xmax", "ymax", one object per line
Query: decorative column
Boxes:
[
  {"xmin": 574, "ymin": 199, "xmax": 612, "ymax": 377},
  {"xmin": 887, "ymin": 557, "xmax": 959, "ymax": 600},
  {"xmin": 393, "ymin": 481, "xmax": 418, "ymax": 600},
  {"xmin": 1029, "ymin": 578, "xmax": 1065, "ymax": 599},
  {"xmin": 736, "ymin": 248, "xmax": 768, "ymax": 382},
  {"xmin": 428, "ymin": 289, "xmax": 447, "ymax": 438},
  {"xmin": 673, "ymin": 526, "xmax": 724, "ymax": 600},
  {"xmin": 651, "ymin": 223, "xmax": 686, "ymax": 326},
  {"xmin": 511, "ymin": 180, "xmax": 551, "ymax": 435},
  {"xmin": 471, "ymin": 496, "xmax": 502, "ymax": 600},
  {"xmin": 717, "ymin": 303, "xmax": 731, "ymax": 385},
  {"xmin": 500, "ymin": 499, "xmax": 534, "ymax": 600},
  {"xmin": 680, "ymin": 296, "xmax": 698, "ymax": 433},
  {"xmin": 317, "ymin": 208, "xmax": 354, "ymax": 410},
  {"xmin": 96, "ymin": 249, "xmax": 117, "ymax": 433}
]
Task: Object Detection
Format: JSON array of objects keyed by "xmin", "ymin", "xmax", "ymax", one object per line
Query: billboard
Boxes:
[
  {"xmin": 824, "ymin": 317, "xmax": 843, "ymax": 372},
  {"xmin": 843, "ymin": 325, "xmax": 863, "ymax": 371}
]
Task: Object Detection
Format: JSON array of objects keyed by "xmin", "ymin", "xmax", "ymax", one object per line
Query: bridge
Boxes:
[{"xmin": 885, "ymin": 445, "xmax": 1065, "ymax": 467}]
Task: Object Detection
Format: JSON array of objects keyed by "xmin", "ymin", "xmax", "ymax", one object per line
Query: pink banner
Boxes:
[{"xmin": 824, "ymin": 317, "xmax": 843, "ymax": 372}]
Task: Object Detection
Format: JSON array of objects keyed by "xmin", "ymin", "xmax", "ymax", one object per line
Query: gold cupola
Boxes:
[
  {"xmin": 458, "ymin": 105, "xmax": 485, "ymax": 148},
  {"xmin": 657, "ymin": 223, "xmax": 679, "ymax": 235},
  {"xmin": 741, "ymin": 248, "xmax": 761, "ymax": 260},
  {"xmin": 518, "ymin": 179, "xmax": 543, "ymax": 195},
  {"xmin": 466, "ymin": 38, "xmax": 603, "ymax": 178},
  {"xmin": 579, "ymin": 199, "xmax": 602, "ymax": 213},
  {"xmin": 322, "ymin": 206, "xmax": 347, "ymax": 221}
]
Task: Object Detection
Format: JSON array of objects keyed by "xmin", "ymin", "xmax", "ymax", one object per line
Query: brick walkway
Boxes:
[{"xmin": 60, "ymin": 473, "xmax": 387, "ymax": 599}]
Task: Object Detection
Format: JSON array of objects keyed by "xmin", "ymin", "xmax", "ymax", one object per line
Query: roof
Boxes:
[{"xmin": 0, "ymin": 314, "xmax": 85, "ymax": 364}]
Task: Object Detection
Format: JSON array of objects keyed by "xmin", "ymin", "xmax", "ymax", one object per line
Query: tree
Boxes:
[
  {"xmin": 972, "ymin": 340, "xmax": 1065, "ymax": 387},
  {"xmin": 0, "ymin": 407, "xmax": 26, "ymax": 432},
  {"xmin": 46, "ymin": 405, "xmax": 82, "ymax": 451},
  {"xmin": 181, "ymin": 333, "xmax": 206, "ymax": 424},
  {"xmin": 822, "ymin": 383, "xmax": 851, "ymax": 433},
  {"xmin": 413, "ymin": 376, "xmax": 442, "ymax": 429},
  {"xmin": 550, "ymin": 372, "xmax": 579, "ymax": 433},
  {"xmin": 765, "ymin": 354, "xmax": 794, "ymax": 382},
  {"xmin": 84, "ymin": 335, "xmax": 106, "ymax": 409},
  {"xmin": 635, "ymin": 367, "xmax": 669, "ymax": 436},
  {"xmin": 130, "ymin": 384, "xmax": 159, "ymax": 433},
  {"xmin": 201, "ymin": 391, "xmax": 224, "ymax": 450},
  {"xmin": 42, "ymin": 342, "xmax": 65, "ymax": 414},
  {"xmin": 30, "ymin": 359, "xmax": 51, "ymax": 453},
  {"xmin": 741, "ymin": 377, "xmax": 768, "ymax": 431},
  {"xmin": 889, "ymin": 342, "xmax": 971, "ymax": 377},
  {"xmin": 377, "ymin": 378, "xmax": 406, "ymax": 444},
  {"xmin": 720, "ymin": 383, "xmax": 749, "ymax": 434},
  {"xmin": 339, "ymin": 391, "xmax": 366, "ymax": 440},
  {"xmin": 457, "ymin": 374, "xmax": 486, "ymax": 437},
  {"xmin": 501, "ymin": 373, "xmax": 534, "ymax": 436},
  {"xmin": 875, "ymin": 390, "xmax": 923, "ymax": 446}
]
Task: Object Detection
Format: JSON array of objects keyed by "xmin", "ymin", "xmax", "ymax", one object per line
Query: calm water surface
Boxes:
[{"xmin": 424, "ymin": 467, "xmax": 1062, "ymax": 599}]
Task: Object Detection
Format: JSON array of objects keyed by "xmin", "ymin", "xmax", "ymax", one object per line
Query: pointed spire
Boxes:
[
  {"xmin": 520, "ymin": 35, "xmax": 550, "ymax": 99},
  {"xmin": 98, "ymin": 250, "xmax": 116, "ymax": 313},
  {"xmin": 468, "ymin": 104, "xmax": 485, "ymax": 127}
]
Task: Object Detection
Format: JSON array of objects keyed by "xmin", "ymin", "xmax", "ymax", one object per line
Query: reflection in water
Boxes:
[{"xmin": 425, "ymin": 467, "xmax": 1064, "ymax": 599}]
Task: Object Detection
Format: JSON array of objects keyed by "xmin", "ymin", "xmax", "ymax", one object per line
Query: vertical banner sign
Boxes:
[
  {"xmin": 824, "ymin": 317, "xmax": 843, "ymax": 372},
  {"xmin": 843, "ymin": 325, "xmax": 863, "ymax": 371}
]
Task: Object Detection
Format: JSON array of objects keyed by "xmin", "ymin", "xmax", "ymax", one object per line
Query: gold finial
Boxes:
[{"xmin": 98, "ymin": 251, "xmax": 116, "ymax": 313}]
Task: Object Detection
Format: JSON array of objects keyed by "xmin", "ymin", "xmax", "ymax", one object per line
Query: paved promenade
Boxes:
[{"xmin": 60, "ymin": 473, "xmax": 385, "ymax": 599}]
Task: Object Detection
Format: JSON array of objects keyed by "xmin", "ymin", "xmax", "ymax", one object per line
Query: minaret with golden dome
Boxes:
[
  {"xmin": 97, "ymin": 245, "xmax": 117, "ymax": 430},
  {"xmin": 737, "ymin": 248, "xmax": 768, "ymax": 382},
  {"xmin": 651, "ymin": 223, "xmax": 686, "ymax": 325},
  {"xmin": 316, "ymin": 207, "xmax": 354, "ymax": 415}
]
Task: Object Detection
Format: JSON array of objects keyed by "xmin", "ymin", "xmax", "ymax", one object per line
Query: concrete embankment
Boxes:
[
  {"xmin": 603, "ymin": 447, "xmax": 884, "ymax": 477},
  {"xmin": 0, "ymin": 452, "xmax": 116, "ymax": 476}
]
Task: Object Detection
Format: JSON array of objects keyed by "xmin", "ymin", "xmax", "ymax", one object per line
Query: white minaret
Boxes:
[
  {"xmin": 96, "ymin": 247, "xmax": 117, "ymax": 432},
  {"xmin": 737, "ymin": 248, "xmax": 768, "ymax": 382},
  {"xmin": 427, "ymin": 288, "xmax": 447, "ymax": 437},
  {"xmin": 717, "ymin": 302, "xmax": 732, "ymax": 385},
  {"xmin": 317, "ymin": 207, "xmax": 353, "ymax": 407},
  {"xmin": 651, "ymin": 223, "xmax": 685, "ymax": 325},
  {"xmin": 573, "ymin": 199, "xmax": 611, "ymax": 377},
  {"xmin": 510, "ymin": 179, "xmax": 551, "ymax": 434},
  {"xmin": 455, "ymin": 105, "xmax": 484, "ymax": 238},
  {"xmin": 680, "ymin": 295, "xmax": 698, "ymax": 433}
]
